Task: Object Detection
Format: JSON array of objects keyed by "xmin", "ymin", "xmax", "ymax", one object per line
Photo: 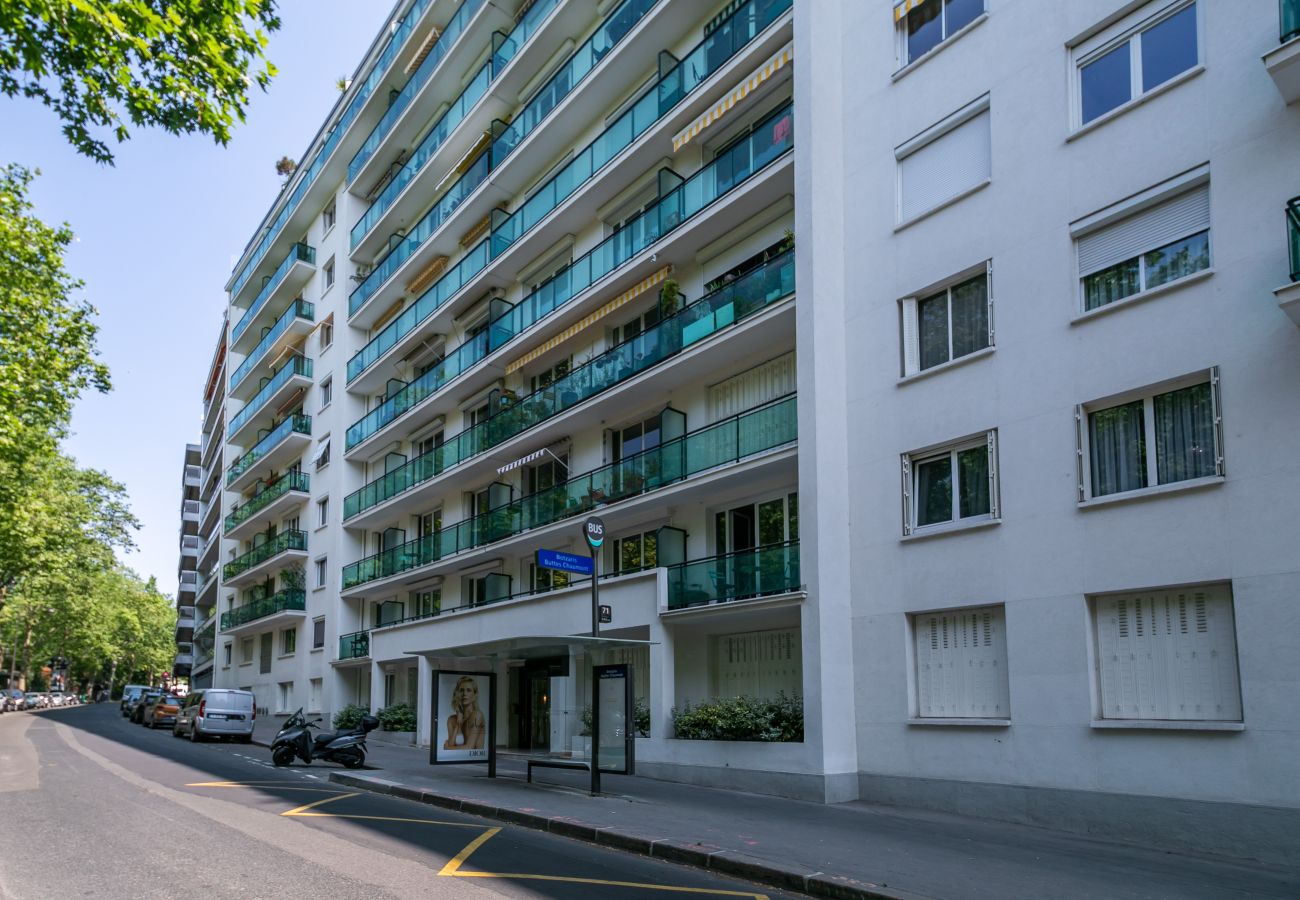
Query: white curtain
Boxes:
[{"xmin": 1089, "ymin": 401, "xmax": 1146, "ymax": 495}]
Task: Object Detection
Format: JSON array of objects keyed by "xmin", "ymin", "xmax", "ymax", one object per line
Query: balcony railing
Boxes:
[
  {"xmin": 1284, "ymin": 0, "xmax": 1300, "ymax": 43},
  {"xmin": 220, "ymin": 587, "xmax": 307, "ymax": 630},
  {"xmin": 226, "ymin": 0, "xmax": 435, "ymax": 298},
  {"xmin": 222, "ymin": 531, "xmax": 308, "ymax": 581},
  {"xmin": 348, "ymin": 0, "xmax": 487, "ymax": 183},
  {"xmin": 491, "ymin": 0, "xmax": 562, "ymax": 74},
  {"xmin": 344, "ymin": 247, "xmax": 794, "ymax": 519},
  {"xmin": 345, "ymin": 102, "xmax": 794, "ymax": 447},
  {"xmin": 224, "ymin": 472, "xmax": 310, "ymax": 534},
  {"xmin": 226, "ymin": 355, "xmax": 312, "ymax": 440},
  {"xmin": 338, "ymin": 630, "xmax": 370, "ymax": 660},
  {"xmin": 342, "ymin": 395, "xmax": 796, "ymax": 587},
  {"xmin": 230, "ymin": 243, "xmax": 315, "ymax": 344},
  {"xmin": 666, "ymin": 541, "xmax": 800, "ymax": 610},
  {"xmin": 1287, "ymin": 196, "xmax": 1300, "ymax": 283},
  {"xmin": 227, "ymin": 414, "xmax": 313, "ymax": 486},
  {"xmin": 230, "ymin": 299, "xmax": 315, "ymax": 390}
]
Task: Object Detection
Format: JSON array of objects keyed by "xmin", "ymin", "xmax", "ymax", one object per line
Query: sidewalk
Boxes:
[{"xmin": 250, "ymin": 718, "xmax": 1299, "ymax": 900}]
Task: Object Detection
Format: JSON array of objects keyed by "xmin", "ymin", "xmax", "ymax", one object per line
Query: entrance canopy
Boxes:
[{"xmin": 404, "ymin": 635, "xmax": 655, "ymax": 662}]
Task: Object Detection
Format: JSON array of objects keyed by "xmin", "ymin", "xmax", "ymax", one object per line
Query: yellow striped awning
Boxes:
[
  {"xmin": 893, "ymin": 0, "xmax": 932, "ymax": 22},
  {"xmin": 672, "ymin": 42, "xmax": 792, "ymax": 153},
  {"xmin": 506, "ymin": 266, "xmax": 671, "ymax": 374}
]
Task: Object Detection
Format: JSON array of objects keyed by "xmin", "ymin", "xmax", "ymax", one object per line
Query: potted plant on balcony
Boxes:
[{"xmin": 659, "ymin": 279, "xmax": 683, "ymax": 318}]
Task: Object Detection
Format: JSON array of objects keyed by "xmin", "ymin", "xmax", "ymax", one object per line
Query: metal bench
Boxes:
[{"xmin": 526, "ymin": 758, "xmax": 590, "ymax": 783}]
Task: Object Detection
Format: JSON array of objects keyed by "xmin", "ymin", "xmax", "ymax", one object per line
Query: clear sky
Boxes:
[{"xmin": 0, "ymin": 1, "xmax": 393, "ymax": 598}]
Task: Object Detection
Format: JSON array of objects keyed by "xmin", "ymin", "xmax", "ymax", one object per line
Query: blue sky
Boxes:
[{"xmin": 0, "ymin": 2, "xmax": 389, "ymax": 597}]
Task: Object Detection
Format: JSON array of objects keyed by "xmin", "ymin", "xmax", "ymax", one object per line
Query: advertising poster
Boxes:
[
  {"xmin": 433, "ymin": 671, "xmax": 492, "ymax": 764},
  {"xmin": 595, "ymin": 664, "xmax": 633, "ymax": 774}
]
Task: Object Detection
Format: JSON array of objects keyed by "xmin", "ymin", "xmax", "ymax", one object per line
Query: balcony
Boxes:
[
  {"xmin": 230, "ymin": 243, "xmax": 316, "ymax": 348},
  {"xmin": 224, "ymin": 471, "xmax": 310, "ymax": 540},
  {"xmin": 337, "ymin": 630, "xmax": 370, "ymax": 662},
  {"xmin": 181, "ymin": 499, "xmax": 200, "ymax": 522},
  {"xmin": 222, "ymin": 530, "xmax": 309, "ymax": 588},
  {"xmin": 230, "ymin": 299, "xmax": 315, "ymax": 396},
  {"xmin": 174, "ymin": 644, "xmax": 194, "ymax": 668},
  {"xmin": 1267, "ymin": 0, "xmax": 1300, "ymax": 103},
  {"xmin": 183, "ymin": 464, "xmax": 201, "ymax": 488},
  {"xmin": 226, "ymin": 414, "xmax": 313, "ymax": 493},
  {"xmin": 196, "ymin": 569, "xmax": 219, "ymax": 607},
  {"xmin": 220, "ymin": 587, "xmax": 307, "ymax": 632},
  {"xmin": 342, "ymin": 394, "xmax": 797, "ymax": 590},
  {"xmin": 344, "ymin": 248, "xmax": 795, "ymax": 522},
  {"xmin": 226, "ymin": 354, "xmax": 312, "ymax": 445},
  {"xmin": 1276, "ymin": 196, "xmax": 1300, "ymax": 325},
  {"xmin": 665, "ymin": 542, "xmax": 801, "ymax": 611},
  {"xmin": 179, "ymin": 534, "xmax": 201, "ymax": 557},
  {"xmin": 175, "ymin": 606, "xmax": 196, "ymax": 638}
]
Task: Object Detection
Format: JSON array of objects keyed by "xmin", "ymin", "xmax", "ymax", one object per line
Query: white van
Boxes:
[{"xmin": 173, "ymin": 689, "xmax": 255, "ymax": 742}]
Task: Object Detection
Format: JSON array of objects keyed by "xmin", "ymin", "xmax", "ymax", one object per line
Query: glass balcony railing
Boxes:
[
  {"xmin": 342, "ymin": 395, "xmax": 796, "ymax": 587},
  {"xmin": 227, "ymin": 0, "xmax": 434, "ymax": 299},
  {"xmin": 344, "ymin": 102, "xmax": 794, "ymax": 448},
  {"xmin": 226, "ymin": 415, "xmax": 312, "ymax": 486},
  {"xmin": 491, "ymin": 0, "xmax": 562, "ymax": 74},
  {"xmin": 1287, "ymin": 196, "xmax": 1300, "ymax": 282},
  {"xmin": 230, "ymin": 299, "xmax": 315, "ymax": 391},
  {"xmin": 219, "ymin": 586, "xmax": 307, "ymax": 629},
  {"xmin": 349, "ymin": 0, "xmax": 486, "ymax": 184},
  {"xmin": 224, "ymin": 472, "xmax": 310, "ymax": 534},
  {"xmin": 338, "ymin": 630, "xmax": 370, "ymax": 660},
  {"xmin": 348, "ymin": 149, "xmax": 491, "ymax": 314},
  {"xmin": 666, "ymin": 541, "xmax": 800, "ymax": 610},
  {"xmin": 351, "ymin": 61, "xmax": 492, "ymax": 249},
  {"xmin": 1283, "ymin": 0, "xmax": 1300, "ymax": 43},
  {"xmin": 226, "ymin": 355, "xmax": 312, "ymax": 440},
  {"xmin": 348, "ymin": 239, "xmax": 489, "ymax": 373},
  {"xmin": 343, "ymin": 247, "xmax": 795, "ymax": 519},
  {"xmin": 222, "ymin": 532, "xmax": 308, "ymax": 583},
  {"xmin": 490, "ymin": 0, "xmax": 659, "ymax": 167},
  {"xmin": 230, "ymin": 243, "xmax": 315, "ymax": 344}
]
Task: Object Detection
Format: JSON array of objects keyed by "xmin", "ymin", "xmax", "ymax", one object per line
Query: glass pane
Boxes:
[
  {"xmin": 918, "ymin": 291, "xmax": 950, "ymax": 370},
  {"xmin": 1153, "ymin": 383, "xmax": 1215, "ymax": 484},
  {"xmin": 620, "ymin": 535, "xmax": 642, "ymax": 572},
  {"xmin": 758, "ymin": 499, "xmax": 785, "ymax": 545},
  {"xmin": 1081, "ymin": 43, "xmax": 1132, "ymax": 124},
  {"xmin": 1144, "ymin": 230, "xmax": 1209, "ymax": 289},
  {"xmin": 788, "ymin": 492, "xmax": 798, "ymax": 541},
  {"xmin": 1083, "ymin": 258, "xmax": 1142, "ymax": 310},
  {"xmin": 957, "ymin": 446, "xmax": 990, "ymax": 518},
  {"xmin": 915, "ymin": 456, "xmax": 953, "ymax": 527},
  {"xmin": 642, "ymin": 531, "xmax": 657, "ymax": 568},
  {"xmin": 905, "ymin": 0, "xmax": 943, "ymax": 63},
  {"xmin": 1089, "ymin": 401, "xmax": 1147, "ymax": 496},
  {"xmin": 945, "ymin": 0, "xmax": 984, "ymax": 34},
  {"xmin": 949, "ymin": 275, "xmax": 989, "ymax": 359},
  {"xmin": 1140, "ymin": 4, "xmax": 1197, "ymax": 92}
]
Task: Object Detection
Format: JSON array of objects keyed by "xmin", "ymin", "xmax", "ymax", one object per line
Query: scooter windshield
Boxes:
[{"xmin": 283, "ymin": 707, "xmax": 305, "ymax": 729}]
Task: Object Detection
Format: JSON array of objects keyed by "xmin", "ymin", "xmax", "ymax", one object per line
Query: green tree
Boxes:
[{"xmin": 0, "ymin": 0, "xmax": 281, "ymax": 164}]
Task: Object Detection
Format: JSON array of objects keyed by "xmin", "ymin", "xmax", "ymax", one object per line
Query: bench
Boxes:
[{"xmin": 526, "ymin": 758, "xmax": 590, "ymax": 783}]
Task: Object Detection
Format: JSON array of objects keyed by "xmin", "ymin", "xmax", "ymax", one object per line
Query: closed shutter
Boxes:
[
  {"xmin": 707, "ymin": 352, "xmax": 796, "ymax": 421},
  {"xmin": 259, "ymin": 633, "xmax": 273, "ymax": 674},
  {"xmin": 898, "ymin": 109, "xmax": 991, "ymax": 222},
  {"xmin": 915, "ymin": 605, "xmax": 1010, "ymax": 718},
  {"xmin": 710, "ymin": 628, "xmax": 801, "ymax": 699},
  {"xmin": 1076, "ymin": 184, "xmax": 1209, "ymax": 276},
  {"xmin": 1094, "ymin": 584, "xmax": 1241, "ymax": 721},
  {"xmin": 900, "ymin": 299, "xmax": 920, "ymax": 376}
]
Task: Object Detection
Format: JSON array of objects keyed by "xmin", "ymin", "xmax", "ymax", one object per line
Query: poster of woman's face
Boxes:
[{"xmin": 436, "ymin": 672, "xmax": 490, "ymax": 762}]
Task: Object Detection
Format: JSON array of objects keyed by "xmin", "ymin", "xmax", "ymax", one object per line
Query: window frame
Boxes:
[
  {"xmin": 316, "ymin": 497, "xmax": 329, "ymax": 529},
  {"xmin": 894, "ymin": 93, "xmax": 992, "ymax": 227},
  {"xmin": 320, "ymin": 377, "xmax": 332, "ymax": 410},
  {"xmin": 323, "ymin": 257, "xmax": 336, "ymax": 291},
  {"xmin": 899, "ymin": 261, "xmax": 994, "ymax": 378},
  {"xmin": 901, "ymin": 429, "xmax": 1000, "ymax": 537},
  {"xmin": 314, "ymin": 555, "xmax": 329, "ymax": 590},
  {"xmin": 894, "ymin": 0, "xmax": 988, "ymax": 73},
  {"xmin": 322, "ymin": 202, "xmax": 337, "ymax": 234},
  {"xmin": 312, "ymin": 617, "xmax": 325, "ymax": 649},
  {"xmin": 280, "ymin": 627, "xmax": 296, "ymax": 656}
]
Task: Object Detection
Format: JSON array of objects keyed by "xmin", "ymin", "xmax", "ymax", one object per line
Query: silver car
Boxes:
[{"xmin": 173, "ymin": 689, "xmax": 256, "ymax": 743}]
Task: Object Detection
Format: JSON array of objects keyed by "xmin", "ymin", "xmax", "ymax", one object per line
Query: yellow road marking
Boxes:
[
  {"xmin": 438, "ymin": 826, "xmax": 502, "ymax": 876},
  {"xmin": 186, "ymin": 780, "xmax": 349, "ymax": 793},
  {"xmin": 451, "ymin": 871, "xmax": 767, "ymax": 898},
  {"xmin": 282, "ymin": 792, "xmax": 361, "ymax": 816}
]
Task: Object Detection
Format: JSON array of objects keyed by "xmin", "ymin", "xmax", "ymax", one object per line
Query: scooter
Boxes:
[{"xmin": 271, "ymin": 707, "xmax": 377, "ymax": 768}]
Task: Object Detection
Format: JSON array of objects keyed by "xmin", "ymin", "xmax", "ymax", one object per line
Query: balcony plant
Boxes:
[{"xmin": 659, "ymin": 278, "xmax": 683, "ymax": 318}]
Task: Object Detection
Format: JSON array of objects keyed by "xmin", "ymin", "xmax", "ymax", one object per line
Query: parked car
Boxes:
[
  {"xmin": 120, "ymin": 685, "xmax": 149, "ymax": 717},
  {"xmin": 22, "ymin": 692, "xmax": 40, "ymax": 710},
  {"xmin": 173, "ymin": 689, "xmax": 255, "ymax": 743},
  {"xmin": 129, "ymin": 690, "xmax": 162, "ymax": 724},
  {"xmin": 47, "ymin": 691, "xmax": 67, "ymax": 707},
  {"xmin": 30, "ymin": 693, "xmax": 49, "ymax": 709},
  {"xmin": 143, "ymin": 694, "xmax": 181, "ymax": 729}
]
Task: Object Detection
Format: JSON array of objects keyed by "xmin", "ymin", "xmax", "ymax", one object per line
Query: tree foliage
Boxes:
[{"xmin": 0, "ymin": 0, "xmax": 281, "ymax": 164}]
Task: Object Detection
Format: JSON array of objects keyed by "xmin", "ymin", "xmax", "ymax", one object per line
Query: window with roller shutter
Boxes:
[
  {"xmin": 896, "ymin": 95, "xmax": 991, "ymax": 224},
  {"xmin": 1092, "ymin": 583, "xmax": 1241, "ymax": 722},
  {"xmin": 912, "ymin": 604, "xmax": 1010, "ymax": 719},
  {"xmin": 707, "ymin": 352, "xmax": 796, "ymax": 422}
]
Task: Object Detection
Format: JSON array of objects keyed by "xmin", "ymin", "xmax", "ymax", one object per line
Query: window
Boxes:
[
  {"xmin": 529, "ymin": 357, "xmax": 571, "ymax": 394},
  {"xmin": 1078, "ymin": 369, "xmax": 1222, "ymax": 501},
  {"xmin": 316, "ymin": 498, "xmax": 329, "ymax": 528},
  {"xmin": 612, "ymin": 530, "xmax": 658, "ymax": 574},
  {"xmin": 323, "ymin": 202, "xmax": 336, "ymax": 232},
  {"xmin": 896, "ymin": 0, "xmax": 984, "ymax": 68},
  {"xmin": 315, "ymin": 557, "xmax": 328, "ymax": 589},
  {"xmin": 223, "ymin": 643, "xmax": 232, "ymax": 667},
  {"xmin": 1092, "ymin": 583, "xmax": 1241, "ymax": 722},
  {"xmin": 319, "ymin": 317, "xmax": 334, "ymax": 351},
  {"xmin": 1075, "ymin": 1, "xmax": 1198, "ymax": 127},
  {"xmin": 312, "ymin": 617, "xmax": 325, "ymax": 649},
  {"xmin": 901, "ymin": 266, "xmax": 992, "ymax": 376},
  {"xmin": 323, "ymin": 257, "xmax": 336, "ymax": 289},
  {"xmin": 313, "ymin": 436, "xmax": 331, "ymax": 471},
  {"xmin": 309, "ymin": 678, "xmax": 322, "ymax": 712},
  {"xmin": 411, "ymin": 588, "xmax": 441, "ymax": 618},
  {"xmin": 913, "ymin": 604, "xmax": 1009, "ymax": 719},
  {"xmin": 277, "ymin": 681, "xmax": 294, "ymax": 713},
  {"xmin": 1073, "ymin": 176, "xmax": 1210, "ymax": 313},
  {"xmin": 902, "ymin": 431, "xmax": 999, "ymax": 535},
  {"xmin": 240, "ymin": 637, "xmax": 254, "ymax": 664},
  {"xmin": 896, "ymin": 95, "xmax": 990, "ymax": 223},
  {"xmin": 281, "ymin": 627, "xmax": 296, "ymax": 655},
  {"xmin": 530, "ymin": 564, "xmax": 570, "ymax": 593},
  {"xmin": 320, "ymin": 377, "xmax": 332, "ymax": 410}
]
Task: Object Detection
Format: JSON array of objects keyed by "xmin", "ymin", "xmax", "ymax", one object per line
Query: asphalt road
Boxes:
[{"xmin": 0, "ymin": 703, "xmax": 799, "ymax": 900}]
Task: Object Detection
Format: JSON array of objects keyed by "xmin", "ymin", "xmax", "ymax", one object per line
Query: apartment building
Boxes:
[
  {"xmin": 189, "ymin": 322, "xmax": 228, "ymax": 690},
  {"xmin": 800, "ymin": 0, "xmax": 1300, "ymax": 858},
  {"xmin": 213, "ymin": 0, "xmax": 801, "ymax": 776},
  {"xmin": 172, "ymin": 444, "xmax": 201, "ymax": 686}
]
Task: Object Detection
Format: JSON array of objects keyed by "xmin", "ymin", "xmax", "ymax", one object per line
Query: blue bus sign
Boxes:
[{"xmin": 536, "ymin": 549, "xmax": 595, "ymax": 576}]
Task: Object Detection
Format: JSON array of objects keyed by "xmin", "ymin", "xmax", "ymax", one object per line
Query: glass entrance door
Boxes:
[{"xmin": 520, "ymin": 669, "xmax": 551, "ymax": 751}]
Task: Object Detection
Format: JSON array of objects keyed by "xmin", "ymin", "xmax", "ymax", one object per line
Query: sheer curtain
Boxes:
[
  {"xmin": 1090, "ymin": 401, "xmax": 1146, "ymax": 496},
  {"xmin": 1154, "ymin": 383, "xmax": 1215, "ymax": 484},
  {"xmin": 957, "ymin": 446, "xmax": 990, "ymax": 518},
  {"xmin": 916, "ymin": 456, "xmax": 953, "ymax": 526}
]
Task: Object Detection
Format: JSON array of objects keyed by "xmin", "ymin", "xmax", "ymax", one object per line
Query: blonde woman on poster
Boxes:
[{"xmin": 442, "ymin": 674, "xmax": 486, "ymax": 751}]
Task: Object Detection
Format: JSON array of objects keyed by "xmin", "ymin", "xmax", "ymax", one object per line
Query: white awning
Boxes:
[{"xmin": 672, "ymin": 42, "xmax": 792, "ymax": 152}]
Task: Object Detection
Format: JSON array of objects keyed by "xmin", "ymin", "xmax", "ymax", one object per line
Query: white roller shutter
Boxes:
[
  {"xmin": 898, "ymin": 109, "xmax": 991, "ymax": 222},
  {"xmin": 710, "ymin": 628, "xmax": 802, "ymax": 699},
  {"xmin": 900, "ymin": 299, "xmax": 920, "ymax": 377},
  {"xmin": 707, "ymin": 352, "xmax": 796, "ymax": 422},
  {"xmin": 914, "ymin": 604, "xmax": 1010, "ymax": 718},
  {"xmin": 1075, "ymin": 184, "xmax": 1210, "ymax": 276}
]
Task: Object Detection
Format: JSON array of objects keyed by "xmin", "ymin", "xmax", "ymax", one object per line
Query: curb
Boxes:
[{"xmin": 327, "ymin": 771, "xmax": 927, "ymax": 900}]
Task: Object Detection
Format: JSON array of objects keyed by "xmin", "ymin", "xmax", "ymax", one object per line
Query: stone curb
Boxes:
[{"xmin": 327, "ymin": 771, "xmax": 926, "ymax": 900}]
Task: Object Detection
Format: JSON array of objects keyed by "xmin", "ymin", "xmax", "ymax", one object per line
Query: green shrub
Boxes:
[
  {"xmin": 377, "ymin": 702, "xmax": 416, "ymax": 732},
  {"xmin": 333, "ymin": 703, "xmax": 369, "ymax": 730},
  {"xmin": 671, "ymin": 693, "xmax": 803, "ymax": 742},
  {"xmin": 580, "ymin": 697, "xmax": 652, "ymax": 737}
]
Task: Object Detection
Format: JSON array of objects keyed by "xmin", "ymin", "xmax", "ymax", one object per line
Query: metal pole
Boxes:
[
  {"xmin": 590, "ymin": 661, "xmax": 600, "ymax": 796},
  {"xmin": 591, "ymin": 550, "xmax": 600, "ymax": 638}
]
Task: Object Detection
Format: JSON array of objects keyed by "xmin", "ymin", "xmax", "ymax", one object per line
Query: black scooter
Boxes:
[{"xmin": 271, "ymin": 707, "xmax": 377, "ymax": 768}]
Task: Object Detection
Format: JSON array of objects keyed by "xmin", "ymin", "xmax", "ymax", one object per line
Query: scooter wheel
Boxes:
[
  {"xmin": 342, "ymin": 749, "xmax": 365, "ymax": 770},
  {"xmin": 271, "ymin": 746, "xmax": 295, "ymax": 767}
]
